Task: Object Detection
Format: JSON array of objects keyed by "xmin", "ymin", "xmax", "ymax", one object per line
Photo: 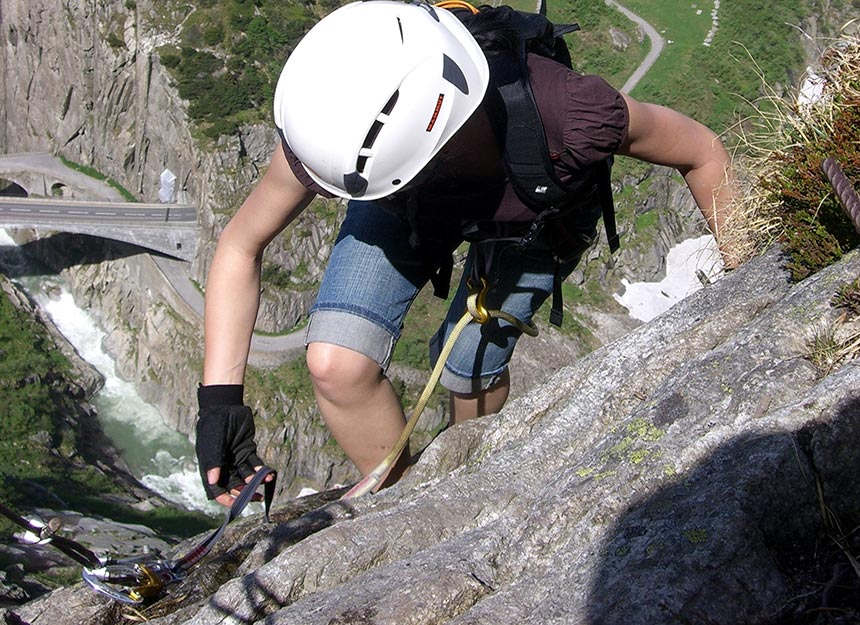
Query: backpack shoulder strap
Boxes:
[
  {"xmin": 487, "ymin": 7, "xmax": 618, "ymax": 250},
  {"xmin": 489, "ymin": 9, "xmax": 595, "ymax": 209}
]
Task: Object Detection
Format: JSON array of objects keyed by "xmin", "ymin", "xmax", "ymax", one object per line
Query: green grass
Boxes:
[
  {"xmin": 635, "ymin": 209, "xmax": 659, "ymax": 232},
  {"xmin": 245, "ymin": 358, "xmax": 317, "ymax": 418},
  {"xmin": 622, "ymin": 0, "xmax": 716, "ymax": 67},
  {"xmin": 622, "ymin": 0, "xmax": 808, "ymax": 130},
  {"xmin": 57, "ymin": 156, "xmax": 138, "ymax": 202},
  {"xmin": 497, "ymin": 0, "xmax": 541, "ymax": 11},
  {"xmin": 550, "ymin": 0, "xmax": 649, "ymax": 90},
  {"xmin": 0, "ymin": 290, "xmax": 70, "ymax": 439}
]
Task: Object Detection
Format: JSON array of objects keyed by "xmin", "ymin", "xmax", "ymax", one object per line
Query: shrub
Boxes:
[
  {"xmin": 202, "ymin": 25, "xmax": 225, "ymax": 46},
  {"xmin": 160, "ymin": 52, "xmax": 181, "ymax": 69},
  {"xmin": 761, "ymin": 45, "xmax": 860, "ymax": 279},
  {"xmin": 261, "ymin": 262, "xmax": 294, "ymax": 289},
  {"xmin": 727, "ymin": 29, "xmax": 860, "ymax": 280},
  {"xmin": 160, "ymin": 0, "xmax": 321, "ymax": 139},
  {"xmin": 833, "ymin": 278, "xmax": 860, "ymax": 318},
  {"xmin": 106, "ymin": 31, "xmax": 125, "ymax": 49}
]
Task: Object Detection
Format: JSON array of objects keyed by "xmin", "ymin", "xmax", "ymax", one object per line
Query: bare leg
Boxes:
[
  {"xmin": 448, "ymin": 368, "xmax": 511, "ymax": 427},
  {"xmin": 307, "ymin": 342, "xmax": 410, "ymax": 488}
]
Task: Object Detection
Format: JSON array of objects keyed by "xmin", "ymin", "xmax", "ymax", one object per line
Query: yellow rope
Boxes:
[
  {"xmin": 342, "ymin": 279, "xmax": 537, "ymax": 499},
  {"xmin": 434, "ymin": 0, "xmax": 481, "ymax": 14}
]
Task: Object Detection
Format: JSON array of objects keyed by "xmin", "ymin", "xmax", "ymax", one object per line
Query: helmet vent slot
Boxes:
[
  {"xmin": 381, "ymin": 90, "xmax": 399, "ymax": 115},
  {"xmin": 442, "ymin": 54, "xmax": 469, "ymax": 94},
  {"xmin": 363, "ymin": 120, "xmax": 384, "ymax": 152},
  {"xmin": 355, "ymin": 91, "xmax": 400, "ymax": 173}
]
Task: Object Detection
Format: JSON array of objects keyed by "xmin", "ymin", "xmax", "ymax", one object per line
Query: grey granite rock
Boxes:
[{"xmin": 13, "ymin": 248, "xmax": 860, "ymax": 624}]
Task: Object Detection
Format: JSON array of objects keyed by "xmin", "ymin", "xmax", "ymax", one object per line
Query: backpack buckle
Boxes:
[{"xmin": 518, "ymin": 219, "xmax": 544, "ymax": 248}]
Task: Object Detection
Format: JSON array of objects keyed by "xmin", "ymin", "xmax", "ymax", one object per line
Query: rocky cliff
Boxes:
[
  {"xmin": 8, "ymin": 246, "xmax": 860, "ymax": 624},
  {"xmin": 0, "ymin": 0, "xmax": 356, "ymax": 492},
  {"xmin": 4, "ymin": 1, "xmax": 860, "ymax": 621}
]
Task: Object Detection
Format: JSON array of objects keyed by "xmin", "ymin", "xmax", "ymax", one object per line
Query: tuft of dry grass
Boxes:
[
  {"xmin": 804, "ymin": 278, "xmax": 860, "ymax": 377},
  {"xmin": 721, "ymin": 22, "xmax": 860, "ymax": 278},
  {"xmin": 804, "ymin": 314, "xmax": 860, "ymax": 377}
]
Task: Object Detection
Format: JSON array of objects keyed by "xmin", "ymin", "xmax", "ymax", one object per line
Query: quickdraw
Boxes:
[{"xmin": 2, "ymin": 466, "xmax": 275, "ymax": 605}]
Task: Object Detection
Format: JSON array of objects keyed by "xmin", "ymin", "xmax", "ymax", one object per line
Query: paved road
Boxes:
[
  {"xmin": 0, "ymin": 154, "xmax": 303, "ymax": 360},
  {"xmin": 0, "ymin": 196, "xmax": 196, "ymax": 224},
  {"xmin": 152, "ymin": 256, "xmax": 306, "ymax": 362},
  {"xmin": 0, "ymin": 153, "xmax": 127, "ymax": 200},
  {"xmin": 607, "ymin": 0, "xmax": 666, "ymax": 94}
]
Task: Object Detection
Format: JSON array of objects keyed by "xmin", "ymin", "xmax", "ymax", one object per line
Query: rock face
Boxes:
[
  {"xmin": 5, "ymin": 3, "xmax": 858, "ymax": 620},
  {"xmin": 9, "ymin": 247, "xmax": 860, "ymax": 624},
  {"xmin": 1, "ymin": 1, "xmax": 198, "ymax": 202}
]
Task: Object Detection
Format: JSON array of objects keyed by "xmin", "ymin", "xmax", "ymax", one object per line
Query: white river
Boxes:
[{"xmin": 0, "ymin": 229, "xmax": 220, "ymax": 517}]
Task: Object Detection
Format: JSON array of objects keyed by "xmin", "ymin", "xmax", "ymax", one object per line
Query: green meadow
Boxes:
[{"xmin": 616, "ymin": 0, "xmax": 810, "ymax": 130}]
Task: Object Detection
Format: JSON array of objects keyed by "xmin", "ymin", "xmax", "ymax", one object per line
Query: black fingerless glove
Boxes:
[{"xmin": 195, "ymin": 384, "xmax": 265, "ymax": 500}]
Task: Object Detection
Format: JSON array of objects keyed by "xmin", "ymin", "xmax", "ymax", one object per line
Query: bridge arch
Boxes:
[
  {"xmin": 0, "ymin": 178, "xmax": 27, "ymax": 197},
  {"xmin": 0, "ymin": 155, "xmax": 200, "ymax": 261}
]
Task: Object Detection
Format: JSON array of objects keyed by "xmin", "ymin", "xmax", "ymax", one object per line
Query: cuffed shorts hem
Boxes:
[
  {"xmin": 305, "ymin": 309, "xmax": 396, "ymax": 370},
  {"xmin": 438, "ymin": 366, "xmax": 506, "ymax": 395}
]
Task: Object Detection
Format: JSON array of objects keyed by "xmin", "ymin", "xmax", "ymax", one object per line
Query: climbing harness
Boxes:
[
  {"xmin": 1, "ymin": 466, "xmax": 275, "ymax": 605},
  {"xmin": 342, "ymin": 278, "xmax": 537, "ymax": 498}
]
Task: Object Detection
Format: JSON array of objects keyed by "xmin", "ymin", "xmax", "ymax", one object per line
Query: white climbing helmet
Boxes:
[{"xmin": 273, "ymin": 0, "xmax": 489, "ymax": 200}]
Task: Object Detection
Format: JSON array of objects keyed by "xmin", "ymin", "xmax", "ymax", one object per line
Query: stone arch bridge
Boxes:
[{"xmin": 0, "ymin": 153, "xmax": 199, "ymax": 261}]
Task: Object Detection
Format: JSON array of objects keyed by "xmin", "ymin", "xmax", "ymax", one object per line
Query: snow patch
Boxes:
[{"xmin": 614, "ymin": 235, "xmax": 724, "ymax": 322}]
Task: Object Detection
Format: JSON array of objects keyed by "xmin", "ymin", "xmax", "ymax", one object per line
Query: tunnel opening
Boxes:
[{"xmin": 0, "ymin": 179, "xmax": 28, "ymax": 197}]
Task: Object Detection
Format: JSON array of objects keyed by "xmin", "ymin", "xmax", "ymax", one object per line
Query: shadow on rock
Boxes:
[
  {"xmin": 142, "ymin": 488, "xmax": 355, "ymax": 623},
  {"xmin": 585, "ymin": 395, "xmax": 860, "ymax": 625}
]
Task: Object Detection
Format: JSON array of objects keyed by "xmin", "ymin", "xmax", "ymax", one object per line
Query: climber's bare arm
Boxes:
[
  {"xmin": 618, "ymin": 94, "xmax": 737, "ymax": 265},
  {"xmin": 203, "ymin": 144, "xmax": 316, "ymax": 385}
]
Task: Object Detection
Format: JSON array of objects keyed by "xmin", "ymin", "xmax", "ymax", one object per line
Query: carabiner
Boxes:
[
  {"xmin": 466, "ymin": 276, "xmax": 491, "ymax": 324},
  {"xmin": 82, "ymin": 558, "xmax": 185, "ymax": 605}
]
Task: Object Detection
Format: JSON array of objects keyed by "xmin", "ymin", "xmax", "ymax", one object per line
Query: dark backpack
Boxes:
[
  {"xmin": 471, "ymin": 5, "xmax": 620, "ymax": 326},
  {"xmin": 396, "ymin": 3, "xmax": 620, "ymax": 327},
  {"xmin": 492, "ymin": 6, "xmax": 617, "ymax": 236}
]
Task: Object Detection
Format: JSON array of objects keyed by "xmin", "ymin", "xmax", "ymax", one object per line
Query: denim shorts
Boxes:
[{"xmin": 305, "ymin": 200, "xmax": 591, "ymax": 394}]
